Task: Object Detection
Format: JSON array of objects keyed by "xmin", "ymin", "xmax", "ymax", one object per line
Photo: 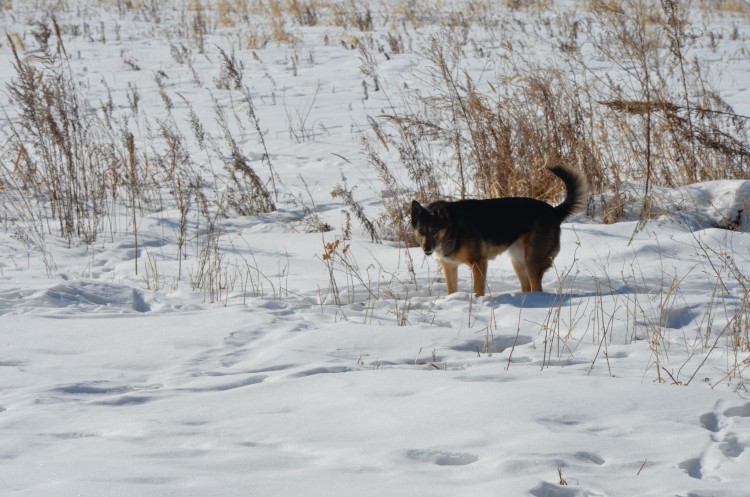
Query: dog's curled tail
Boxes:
[{"xmin": 549, "ymin": 165, "xmax": 588, "ymax": 222}]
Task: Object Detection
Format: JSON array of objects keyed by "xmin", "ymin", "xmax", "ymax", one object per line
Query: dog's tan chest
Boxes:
[{"xmin": 436, "ymin": 240, "xmax": 508, "ymax": 267}]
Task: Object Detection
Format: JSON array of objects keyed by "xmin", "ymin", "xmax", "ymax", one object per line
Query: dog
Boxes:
[{"xmin": 410, "ymin": 165, "xmax": 587, "ymax": 296}]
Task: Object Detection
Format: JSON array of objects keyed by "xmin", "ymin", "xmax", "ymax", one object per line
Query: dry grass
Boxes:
[
  {"xmin": 5, "ymin": 27, "xmax": 117, "ymax": 244},
  {"xmin": 362, "ymin": 0, "xmax": 750, "ymax": 243},
  {"xmin": 0, "ymin": 12, "xmax": 277, "ymax": 304},
  {"xmin": 697, "ymin": 0, "xmax": 750, "ymax": 14}
]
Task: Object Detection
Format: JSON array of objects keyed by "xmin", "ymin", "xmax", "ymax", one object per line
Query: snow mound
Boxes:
[{"xmin": 1, "ymin": 280, "xmax": 151, "ymax": 316}]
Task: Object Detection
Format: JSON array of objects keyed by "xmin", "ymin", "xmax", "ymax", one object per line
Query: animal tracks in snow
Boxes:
[
  {"xmin": 48, "ymin": 381, "xmax": 164, "ymax": 406},
  {"xmin": 573, "ymin": 451, "xmax": 605, "ymax": 466},
  {"xmin": 719, "ymin": 433, "xmax": 744, "ymax": 458},
  {"xmin": 404, "ymin": 449, "xmax": 479, "ymax": 466},
  {"xmin": 529, "ymin": 481, "xmax": 579, "ymax": 497},
  {"xmin": 679, "ymin": 402, "xmax": 750, "ymax": 485},
  {"xmin": 724, "ymin": 403, "xmax": 750, "ymax": 418},
  {"xmin": 179, "ymin": 374, "xmax": 267, "ymax": 393},
  {"xmin": 679, "ymin": 458, "xmax": 704, "ymax": 480},
  {"xmin": 699, "ymin": 412, "xmax": 720, "ymax": 433}
]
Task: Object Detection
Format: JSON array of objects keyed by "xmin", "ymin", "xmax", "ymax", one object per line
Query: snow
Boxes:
[{"xmin": 1, "ymin": 2, "xmax": 750, "ymax": 496}]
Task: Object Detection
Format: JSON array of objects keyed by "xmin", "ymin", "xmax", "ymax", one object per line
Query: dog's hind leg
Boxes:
[
  {"xmin": 471, "ymin": 258, "xmax": 488, "ymax": 296},
  {"xmin": 440, "ymin": 260, "xmax": 459, "ymax": 294},
  {"xmin": 526, "ymin": 261, "xmax": 548, "ymax": 292},
  {"xmin": 525, "ymin": 236, "xmax": 560, "ymax": 293},
  {"xmin": 508, "ymin": 241, "xmax": 531, "ymax": 292}
]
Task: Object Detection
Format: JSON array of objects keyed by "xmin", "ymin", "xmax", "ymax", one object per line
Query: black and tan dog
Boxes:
[{"xmin": 410, "ymin": 166, "xmax": 587, "ymax": 296}]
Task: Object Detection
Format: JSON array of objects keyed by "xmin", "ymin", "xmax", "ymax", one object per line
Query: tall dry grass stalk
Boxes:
[{"xmin": 4, "ymin": 22, "xmax": 120, "ymax": 244}]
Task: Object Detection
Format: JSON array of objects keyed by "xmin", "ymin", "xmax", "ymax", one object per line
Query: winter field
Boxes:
[{"xmin": 1, "ymin": 0, "xmax": 750, "ymax": 495}]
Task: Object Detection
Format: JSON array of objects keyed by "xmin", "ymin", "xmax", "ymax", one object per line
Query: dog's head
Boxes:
[{"xmin": 410, "ymin": 200, "xmax": 449, "ymax": 256}]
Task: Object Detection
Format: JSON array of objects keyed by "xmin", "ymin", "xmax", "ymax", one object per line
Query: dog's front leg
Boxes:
[
  {"xmin": 471, "ymin": 259, "xmax": 488, "ymax": 297},
  {"xmin": 440, "ymin": 261, "xmax": 458, "ymax": 294}
]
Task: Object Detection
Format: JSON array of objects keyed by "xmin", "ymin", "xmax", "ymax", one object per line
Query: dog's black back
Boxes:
[{"xmin": 426, "ymin": 197, "xmax": 557, "ymax": 249}]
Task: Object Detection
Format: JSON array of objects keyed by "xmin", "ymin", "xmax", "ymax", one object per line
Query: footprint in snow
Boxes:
[
  {"xmin": 450, "ymin": 335, "xmax": 532, "ymax": 354},
  {"xmin": 404, "ymin": 449, "xmax": 479, "ymax": 466},
  {"xmin": 94, "ymin": 394, "xmax": 161, "ymax": 406},
  {"xmin": 719, "ymin": 433, "xmax": 744, "ymax": 458},
  {"xmin": 724, "ymin": 402, "xmax": 750, "ymax": 418},
  {"xmin": 678, "ymin": 457, "xmax": 703, "ymax": 480},
  {"xmin": 47, "ymin": 432, "xmax": 101, "ymax": 440},
  {"xmin": 49, "ymin": 381, "xmax": 162, "ymax": 407},
  {"xmin": 53, "ymin": 381, "xmax": 162, "ymax": 396},
  {"xmin": 699, "ymin": 412, "xmax": 719, "ymax": 433},
  {"xmin": 681, "ymin": 403, "xmax": 750, "ymax": 481},
  {"xmin": 529, "ymin": 481, "xmax": 579, "ymax": 497},
  {"xmin": 573, "ymin": 451, "xmax": 605, "ymax": 465},
  {"xmin": 290, "ymin": 366, "xmax": 352, "ymax": 378},
  {"xmin": 181, "ymin": 374, "xmax": 267, "ymax": 393}
]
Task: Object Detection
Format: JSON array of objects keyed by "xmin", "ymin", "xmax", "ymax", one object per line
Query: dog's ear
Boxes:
[
  {"xmin": 410, "ymin": 200, "xmax": 424, "ymax": 228},
  {"xmin": 430, "ymin": 202, "xmax": 450, "ymax": 224}
]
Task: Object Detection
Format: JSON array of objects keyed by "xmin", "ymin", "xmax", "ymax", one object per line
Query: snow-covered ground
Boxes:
[{"xmin": 1, "ymin": 2, "xmax": 749, "ymax": 496}]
